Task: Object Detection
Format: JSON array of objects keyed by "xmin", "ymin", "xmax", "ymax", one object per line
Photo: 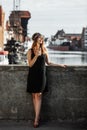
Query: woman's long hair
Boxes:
[{"xmin": 40, "ymin": 36, "xmax": 47, "ymax": 54}]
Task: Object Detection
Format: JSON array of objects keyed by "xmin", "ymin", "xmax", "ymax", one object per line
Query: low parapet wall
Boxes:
[{"xmin": 0, "ymin": 65, "xmax": 87, "ymax": 122}]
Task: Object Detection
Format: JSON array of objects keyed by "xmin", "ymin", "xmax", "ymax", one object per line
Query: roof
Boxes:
[{"xmin": 10, "ymin": 10, "xmax": 31, "ymax": 19}]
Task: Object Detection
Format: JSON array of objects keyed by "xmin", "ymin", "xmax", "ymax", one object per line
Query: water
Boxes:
[{"xmin": 48, "ymin": 49, "xmax": 87, "ymax": 66}]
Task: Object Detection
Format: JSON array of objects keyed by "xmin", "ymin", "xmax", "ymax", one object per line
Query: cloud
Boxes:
[{"xmin": 0, "ymin": 0, "xmax": 87, "ymax": 36}]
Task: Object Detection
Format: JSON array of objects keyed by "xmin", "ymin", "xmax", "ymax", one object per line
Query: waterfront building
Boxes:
[
  {"xmin": 0, "ymin": 6, "xmax": 5, "ymax": 49},
  {"xmin": 54, "ymin": 29, "xmax": 65, "ymax": 39},
  {"xmin": 81, "ymin": 27, "xmax": 87, "ymax": 50},
  {"xmin": 65, "ymin": 33, "xmax": 81, "ymax": 41},
  {"xmin": 6, "ymin": 10, "xmax": 31, "ymax": 42},
  {"xmin": 48, "ymin": 29, "xmax": 82, "ymax": 51},
  {"xmin": 65, "ymin": 33, "xmax": 82, "ymax": 50}
]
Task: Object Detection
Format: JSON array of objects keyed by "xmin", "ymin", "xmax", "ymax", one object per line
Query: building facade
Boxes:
[
  {"xmin": 81, "ymin": 27, "xmax": 87, "ymax": 49},
  {"xmin": 0, "ymin": 6, "xmax": 5, "ymax": 49},
  {"xmin": 6, "ymin": 10, "xmax": 31, "ymax": 42}
]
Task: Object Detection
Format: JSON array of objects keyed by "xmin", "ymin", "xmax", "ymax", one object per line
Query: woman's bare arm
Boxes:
[{"xmin": 45, "ymin": 51, "xmax": 66, "ymax": 68}]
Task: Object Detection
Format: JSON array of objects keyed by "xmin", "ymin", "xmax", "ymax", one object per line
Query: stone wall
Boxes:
[{"xmin": 0, "ymin": 65, "xmax": 87, "ymax": 122}]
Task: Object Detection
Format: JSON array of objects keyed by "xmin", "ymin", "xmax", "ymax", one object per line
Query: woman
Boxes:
[{"xmin": 27, "ymin": 32, "xmax": 66, "ymax": 128}]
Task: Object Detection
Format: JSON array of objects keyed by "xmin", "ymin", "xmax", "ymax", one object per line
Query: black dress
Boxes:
[{"xmin": 27, "ymin": 49, "xmax": 48, "ymax": 93}]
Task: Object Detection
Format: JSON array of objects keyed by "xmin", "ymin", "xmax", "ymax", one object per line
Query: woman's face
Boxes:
[{"xmin": 37, "ymin": 37, "xmax": 43, "ymax": 45}]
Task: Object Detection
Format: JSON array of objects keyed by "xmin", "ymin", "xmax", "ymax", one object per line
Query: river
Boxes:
[{"xmin": 48, "ymin": 49, "xmax": 87, "ymax": 66}]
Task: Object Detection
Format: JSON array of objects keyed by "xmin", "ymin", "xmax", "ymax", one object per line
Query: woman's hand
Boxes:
[
  {"xmin": 60, "ymin": 64, "xmax": 67, "ymax": 68},
  {"xmin": 34, "ymin": 49, "xmax": 41, "ymax": 57}
]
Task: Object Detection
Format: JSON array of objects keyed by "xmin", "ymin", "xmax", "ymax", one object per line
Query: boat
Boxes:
[{"xmin": 47, "ymin": 44, "xmax": 70, "ymax": 51}]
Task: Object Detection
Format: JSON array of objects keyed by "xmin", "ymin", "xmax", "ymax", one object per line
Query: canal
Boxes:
[{"xmin": 48, "ymin": 49, "xmax": 87, "ymax": 65}]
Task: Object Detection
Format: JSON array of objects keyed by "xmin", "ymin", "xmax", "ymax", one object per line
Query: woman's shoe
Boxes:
[{"xmin": 33, "ymin": 121, "xmax": 39, "ymax": 128}]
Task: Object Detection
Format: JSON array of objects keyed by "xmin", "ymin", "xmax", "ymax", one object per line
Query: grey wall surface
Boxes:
[{"xmin": 0, "ymin": 65, "xmax": 87, "ymax": 122}]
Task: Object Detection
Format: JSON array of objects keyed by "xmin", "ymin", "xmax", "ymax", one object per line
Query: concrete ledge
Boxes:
[{"xmin": 0, "ymin": 65, "xmax": 87, "ymax": 122}]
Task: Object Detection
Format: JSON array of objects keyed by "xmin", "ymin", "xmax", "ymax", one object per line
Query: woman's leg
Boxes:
[
  {"xmin": 34, "ymin": 93, "xmax": 42, "ymax": 122},
  {"xmin": 32, "ymin": 93, "xmax": 36, "ymax": 113},
  {"xmin": 32, "ymin": 93, "xmax": 42, "ymax": 126}
]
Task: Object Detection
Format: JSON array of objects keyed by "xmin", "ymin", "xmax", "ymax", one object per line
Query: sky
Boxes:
[{"xmin": 0, "ymin": 0, "xmax": 87, "ymax": 37}]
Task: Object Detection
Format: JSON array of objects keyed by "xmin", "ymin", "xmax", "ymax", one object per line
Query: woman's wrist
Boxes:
[
  {"xmin": 35, "ymin": 55, "xmax": 38, "ymax": 59},
  {"xmin": 34, "ymin": 55, "xmax": 38, "ymax": 62}
]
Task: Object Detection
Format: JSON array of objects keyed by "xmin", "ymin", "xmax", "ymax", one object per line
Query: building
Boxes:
[
  {"xmin": 49, "ymin": 29, "xmax": 82, "ymax": 51},
  {"xmin": 54, "ymin": 29, "xmax": 65, "ymax": 39},
  {"xmin": 65, "ymin": 33, "xmax": 82, "ymax": 50},
  {"xmin": 0, "ymin": 6, "xmax": 5, "ymax": 49},
  {"xmin": 65, "ymin": 33, "xmax": 81, "ymax": 41},
  {"xmin": 6, "ymin": 10, "xmax": 31, "ymax": 42},
  {"xmin": 81, "ymin": 27, "xmax": 87, "ymax": 49},
  {"xmin": 54, "ymin": 30, "xmax": 81, "ymax": 41}
]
